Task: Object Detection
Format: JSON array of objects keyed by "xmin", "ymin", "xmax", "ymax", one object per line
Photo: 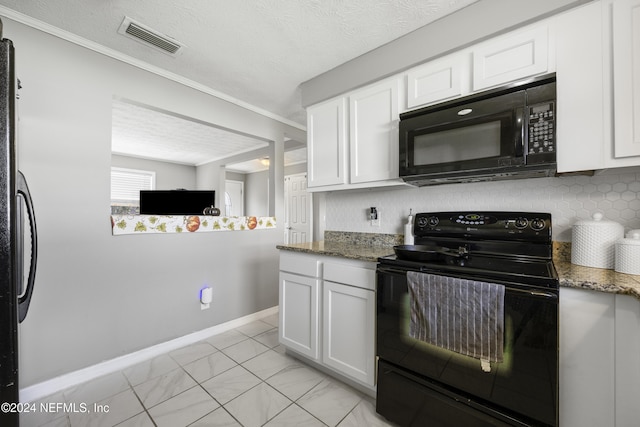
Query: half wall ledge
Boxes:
[{"xmin": 110, "ymin": 215, "xmax": 276, "ymax": 235}]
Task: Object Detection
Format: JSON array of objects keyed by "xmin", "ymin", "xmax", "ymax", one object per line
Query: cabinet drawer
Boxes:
[
  {"xmin": 324, "ymin": 261, "xmax": 375, "ymax": 291},
  {"xmin": 280, "ymin": 252, "xmax": 321, "ymax": 277}
]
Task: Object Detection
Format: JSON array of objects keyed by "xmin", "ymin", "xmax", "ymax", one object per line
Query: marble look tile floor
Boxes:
[{"xmin": 21, "ymin": 314, "xmax": 397, "ymax": 427}]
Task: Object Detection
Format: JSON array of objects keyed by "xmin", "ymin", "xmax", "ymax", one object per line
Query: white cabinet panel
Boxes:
[
  {"xmin": 613, "ymin": 0, "xmax": 640, "ymax": 158},
  {"xmin": 473, "ymin": 26, "xmax": 548, "ymax": 91},
  {"xmin": 559, "ymin": 287, "xmax": 615, "ymax": 427},
  {"xmin": 322, "ymin": 281, "xmax": 375, "ymax": 386},
  {"xmin": 349, "ymin": 78, "xmax": 400, "ymax": 184},
  {"xmin": 307, "ymin": 97, "xmax": 347, "ymax": 187},
  {"xmin": 279, "ymin": 272, "xmax": 320, "ymax": 359},
  {"xmin": 406, "ymin": 54, "xmax": 466, "ymax": 109},
  {"xmin": 614, "ymin": 294, "xmax": 640, "ymax": 426},
  {"xmin": 554, "ymin": 1, "xmax": 607, "ymax": 172}
]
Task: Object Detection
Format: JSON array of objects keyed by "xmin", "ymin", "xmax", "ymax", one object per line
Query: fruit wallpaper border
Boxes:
[{"xmin": 110, "ymin": 215, "xmax": 276, "ymax": 235}]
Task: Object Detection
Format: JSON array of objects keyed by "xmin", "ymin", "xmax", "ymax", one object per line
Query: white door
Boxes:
[
  {"xmin": 225, "ymin": 180, "xmax": 244, "ymax": 216},
  {"xmin": 285, "ymin": 173, "xmax": 312, "ymax": 244}
]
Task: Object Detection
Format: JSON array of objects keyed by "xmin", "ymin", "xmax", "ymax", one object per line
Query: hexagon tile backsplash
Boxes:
[{"xmin": 325, "ymin": 167, "xmax": 640, "ymax": 242}]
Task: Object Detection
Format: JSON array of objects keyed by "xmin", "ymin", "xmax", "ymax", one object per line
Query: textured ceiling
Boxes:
[
  {"xmin": 0, "ymin": 0, "xmax": 478, "ymax": 170},
  {"xmin": 111, "ymin": 99, "xmax": 270, "ymax": 166}
]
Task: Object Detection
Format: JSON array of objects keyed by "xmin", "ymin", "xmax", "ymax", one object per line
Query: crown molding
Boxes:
[{"xmin": 0, "ymin": 6, "xmax": 306, "ymax": 131}]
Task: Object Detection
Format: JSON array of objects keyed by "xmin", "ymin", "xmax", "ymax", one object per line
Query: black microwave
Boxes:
[{"xmin": 399, "ymin": 73, "xmax": 557, "ymax": 186}]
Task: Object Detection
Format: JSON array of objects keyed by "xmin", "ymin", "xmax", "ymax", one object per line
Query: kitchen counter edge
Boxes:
[
  {"xmin": 276, "ymin": 241, "xmax": 395, "ymax": 263},
  {"xmin": 278, "ymin": 240, "xmax": 640, "ymax": 300}
]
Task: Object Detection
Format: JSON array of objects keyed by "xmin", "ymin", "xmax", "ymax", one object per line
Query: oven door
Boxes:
[
  {"xmin": 399, "ymin": 89, "xmax": 525, "ymax": 178},
  {"xmin": 376, "ymin": 265, "xmax": 558, "ymax": 427}
]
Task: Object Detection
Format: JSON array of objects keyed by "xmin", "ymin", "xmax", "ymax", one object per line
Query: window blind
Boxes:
[{"xmin": 111, "ymin": 167, "xmax": 155, "ymax": 201}]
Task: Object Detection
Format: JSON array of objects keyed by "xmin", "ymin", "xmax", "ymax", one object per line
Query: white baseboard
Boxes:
[{"xmin": 20, "ymin": 306, "xmax": 279, "ymax": 403}]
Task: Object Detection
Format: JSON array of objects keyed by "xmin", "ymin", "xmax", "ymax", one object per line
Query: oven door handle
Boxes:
[
  {"xmin": 377, "ymin": 266, "xmax": 558, "ymax": 299},
  {"xmin": 377, "ymin": 266, "xmax": 409, "ymax": 276},
  {"xmin": 508, "ymin": 287, "xmax": 558, "ymax": 299}
]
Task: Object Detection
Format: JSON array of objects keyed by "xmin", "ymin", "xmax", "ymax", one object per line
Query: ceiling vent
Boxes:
[{"xmin": 117, "ymin": 17, "xmax": 183, "ymax": 56}]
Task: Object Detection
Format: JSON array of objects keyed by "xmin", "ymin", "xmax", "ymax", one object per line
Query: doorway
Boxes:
[
  {"xmin": 225, "ymin": 180, "xmax": 244, "ymax": 216},
  {"xmin": 284, "ymin": 173, "xmax": 312, "ymax": 244}
]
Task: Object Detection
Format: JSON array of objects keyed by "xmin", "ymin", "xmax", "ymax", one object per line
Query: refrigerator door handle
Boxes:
[{"xmin": 16, "ymin": 171, "xmax": 37, "ymax": 323}]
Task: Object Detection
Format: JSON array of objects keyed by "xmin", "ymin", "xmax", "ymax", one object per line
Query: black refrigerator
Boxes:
[{"xmin": 0, "ymin": 19, "xmax": 38, "ymax": 426}]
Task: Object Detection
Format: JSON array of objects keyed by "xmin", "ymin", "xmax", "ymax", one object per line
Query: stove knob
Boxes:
[
  {"xmin": 427, "ymin": 216, "xmax": 439, "ymax": 227},
  {"xmin": 515, "ymin": 217, "xmax": 528, "ymax": 229},
  {"xmin": 417, "ymin": 217, "xmax": 428, "ymax": 228},
  {"xmin": 531, "ymin": 218, "xmax": 546, "ymax": 231}
]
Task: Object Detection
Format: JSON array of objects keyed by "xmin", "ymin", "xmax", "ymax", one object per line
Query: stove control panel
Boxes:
[{"xmin": 413, "ymin": 211, "xmax": 552, "ymax": 242}]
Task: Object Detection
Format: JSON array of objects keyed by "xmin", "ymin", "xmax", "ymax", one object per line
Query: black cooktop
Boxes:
[{"xmin": 380, "ymin": 211, "xmax": 559, "ymax": 289}]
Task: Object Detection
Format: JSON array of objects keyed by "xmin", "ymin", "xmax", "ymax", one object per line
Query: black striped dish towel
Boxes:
[{"xmin": 407, "ymin": 272, "xmax": 505, "ymax": 365}]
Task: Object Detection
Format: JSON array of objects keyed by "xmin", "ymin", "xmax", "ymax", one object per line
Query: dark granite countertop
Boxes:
[
  {"xmin": 276, "ymin": 231, "xmax": 400, "ymax": 262},
  {"xmin": 276, "ymin": 240, "xmax": 396, "ymax": 262},
  {"xmin": 278, "ymin": 233, "xmax": 640, "ymax": 300}
]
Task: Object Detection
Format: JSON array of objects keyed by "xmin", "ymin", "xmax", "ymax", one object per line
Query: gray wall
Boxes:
[
  {"xmin": 111, "ymin": 154, "xmax": 198, "ymax": 191},
  {"xmin": 7, "ymin": 17, "xmax": 301, "ymax": 386},
  {"xmin": 245, "ymin": 170, "xmax": 269, "ymax": 217}
]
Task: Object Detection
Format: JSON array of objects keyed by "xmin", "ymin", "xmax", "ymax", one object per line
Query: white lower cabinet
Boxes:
[
  {"xmin": 278, "ymin": 251, "xmax": 376, "ymax": 390},
  {"xmin": 559, "ymin": 287, "xmax": 640, "ymax": 427},
  {"xmin": 322, "ymin": 280, "xmax": 375, "ymax": 387},
  {"xmin": 278, "ymin": 252, "xmax": 321, "ymax": 359},
  {"xmin": 279, "ymin": 272, "xmax": 320, "ymax": 359}
]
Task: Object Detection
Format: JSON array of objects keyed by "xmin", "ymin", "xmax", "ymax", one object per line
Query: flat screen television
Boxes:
[{"xmin": 139, "ymin": 190, "xmax": 215, "ymax": 215}]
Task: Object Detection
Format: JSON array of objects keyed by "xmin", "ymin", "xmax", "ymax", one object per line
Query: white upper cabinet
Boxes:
[
  {"xmin": 349, "ymin": 77, "xmax": 400, "ymax": 184},
  {"xmin": 472, "ymin": 26, "xmax": 549, "ymax": 91},
  {"xmin": 406, "ymin": 53, "xmax": 468, "ymax": 109},
  {"xmin": 554, "ymin": 1, "xmax": 608, "ymax": 172},
  {"xmin": 306, "ymin": 78, "xmax": 403, "ymax": 192},
  {"xmin": 612, "ymin": 0, "xmax": 640, "ymax": 158},
  {"xmin": 554, "ymin": 0, "xmax": 640, "ymax": 172},
  {"xmin": 306, "ymin": 1, "xmax": 640, "ymax": 186},
  {"xmin": 306, "ymin": 97, "xmax": 347, "ymax": 187},
  {"xmin": 403, "ymin": 24, "xmax": 550, "ymax": 112}
]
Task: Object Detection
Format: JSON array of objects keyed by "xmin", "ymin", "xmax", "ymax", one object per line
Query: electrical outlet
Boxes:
[
  {"xmin": 200, "ymin": 286, "xmax": 212, "ymax": 310},
  {"xmin": 369, "ymin": 207, "xmax": 380, "ymax": 226}
]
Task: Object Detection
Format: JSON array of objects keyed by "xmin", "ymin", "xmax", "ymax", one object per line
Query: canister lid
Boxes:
[
  {"xmin": 618, "ymin": 232, "xmax": 640, "ymax": 246},
  {"xmin": 574, "ymin": 213, "xmax": 623, "ymax": 228},
  {"xmin": 627, "ymin": 229, "xmax": 640, "ymax": 238}
]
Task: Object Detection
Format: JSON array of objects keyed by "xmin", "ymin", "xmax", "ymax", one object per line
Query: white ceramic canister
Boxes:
[
  {"xmin": 627, "ymin": 229, "xmax": 640, "ymax": 238},
  {"xmin": 615, "ymin": 232, "xmax": 640, "ymax": 275},
  {"xmin": 571, "ymin": 213, "xmax": 624, "ymax": 269}
]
